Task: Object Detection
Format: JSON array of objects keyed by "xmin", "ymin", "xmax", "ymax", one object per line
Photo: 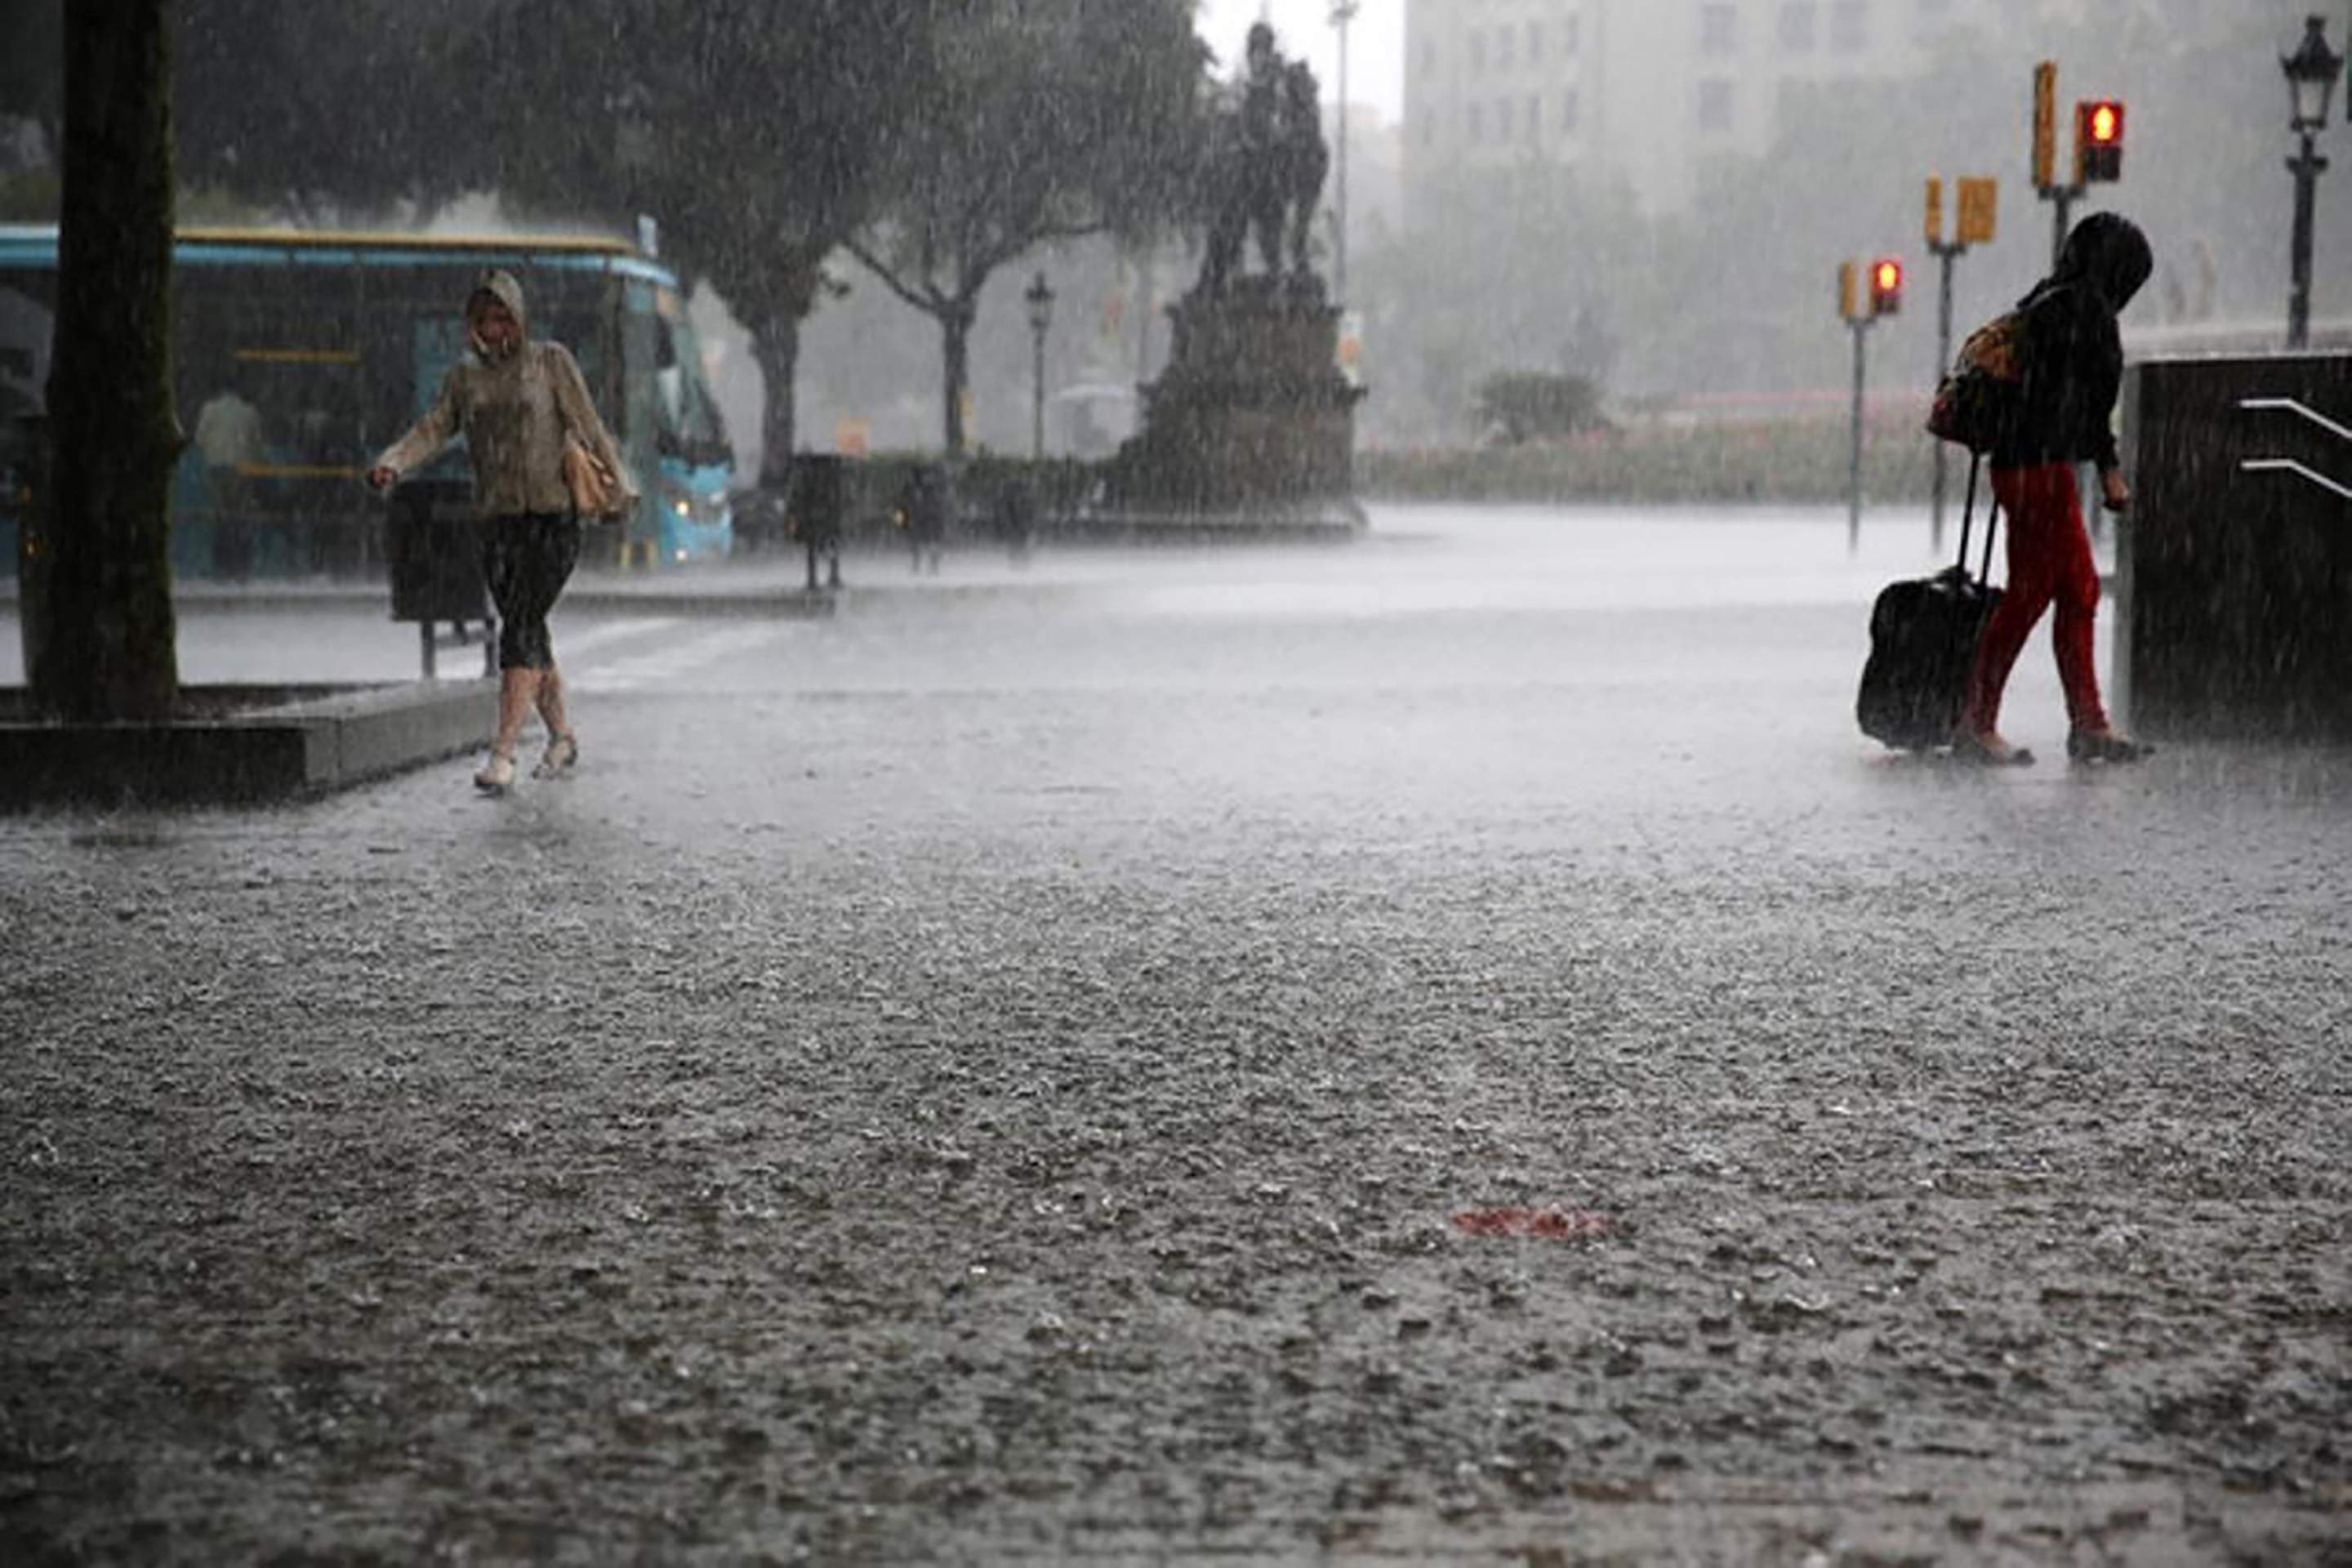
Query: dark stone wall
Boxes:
[
  {"xmin": 1105, "ymin": 283, "xmax": 1364, "ymax": 515},
  {"xmin": 2118, "ymin": 354, "xmax": 2352, "ymax": 740}
]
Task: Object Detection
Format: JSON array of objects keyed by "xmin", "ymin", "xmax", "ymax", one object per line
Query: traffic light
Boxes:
[
  {"xmin": 2032, "ymin": 62, "xmax": 2059, "ymax": 189},
  {"xmin": 2078, "ymin": 99, "xmax": 2123, "ymax": 181},
  {"xmin": 1869, "ymin": 256, "xmax": 1904, "ymax": 317},
  {"xmin": 1956, "ymin": 177, "xmax": 1999, "ymax": 246}
]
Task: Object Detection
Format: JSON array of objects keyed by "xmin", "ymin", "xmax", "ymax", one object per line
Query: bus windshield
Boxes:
[{"xmin": 654, "ymin": 296, "xmax": 730, "ymax": 469}]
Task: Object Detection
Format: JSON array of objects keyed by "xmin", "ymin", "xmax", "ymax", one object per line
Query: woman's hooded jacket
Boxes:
[
  {"xmin": 1995, "ymin": 212, "xmax": 2154, "ymax": 471},
  {"xmin": 373, "ymin": 268, "xmax": 635, "ymax": 518}
]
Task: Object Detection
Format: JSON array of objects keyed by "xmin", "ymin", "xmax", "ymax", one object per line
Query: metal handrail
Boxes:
[
  {"xmin": 2238, "ymin": 397, "xmax": 2352, "ymax": 448},
  {"xmin": 2238, "ymin": 458, "xmax": 2352, "ymax": 503}
]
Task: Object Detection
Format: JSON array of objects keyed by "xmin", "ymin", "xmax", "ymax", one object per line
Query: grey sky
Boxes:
[{"xmin": 1197, "ymin": 0, "xmax": 1405, "ymax": 122}]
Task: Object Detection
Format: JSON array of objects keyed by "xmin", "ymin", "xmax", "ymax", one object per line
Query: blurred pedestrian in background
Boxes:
[
  {"xmin": 192, "ymin": 371, "xmax": 264, "ymax": 581},
  {"xmin": 899, "ymin": 462, "xmax": 949, "ymax": 575}
]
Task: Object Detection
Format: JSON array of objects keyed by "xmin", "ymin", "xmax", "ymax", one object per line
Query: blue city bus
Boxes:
[{"xmin": 0, "ymin": 225, "xmax": 734, "ymax": 577}]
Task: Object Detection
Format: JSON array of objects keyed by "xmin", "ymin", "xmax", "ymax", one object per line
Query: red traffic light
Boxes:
[
  {"xmin": 1869, "ymin": 257, "xmax": 1904, "ymax": 315},
  {"xmin": 2078, "ymin": 99, "xmax": 2124, "ymax": 181}
]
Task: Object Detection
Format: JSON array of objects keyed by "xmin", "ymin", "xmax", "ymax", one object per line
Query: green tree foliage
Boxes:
[
  {"xmin": 32, "ymin": 1, "xmax": 179, "ymax": 719},
  {"xmin": 847, "ymin": 0, "xmax": 1207, "ymax": 451},
  {"xmin": 0, "ymin": 0, "xmax": 63, "ymax": 218},
  {"xmin": 0, "ymin": 0, "xmax": 62, "ymax": 142},
  {"xmin": 480, "ymin": 0, "xmax": 935, "ymax": 482},
  {"xmin": 175, "ymin": 0, "xmax": 486, "ymax": 220}
]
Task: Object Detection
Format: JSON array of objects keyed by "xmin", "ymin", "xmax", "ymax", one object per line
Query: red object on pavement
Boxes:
[{"xmin": 1451, "ymin": 1208, "xmax": 1614, "ymax": 1241}]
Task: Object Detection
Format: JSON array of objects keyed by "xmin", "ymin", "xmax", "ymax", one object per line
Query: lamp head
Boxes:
[{"xmin": 2282, "ymin": 14, "xmax": 2343, "ymax": 133}]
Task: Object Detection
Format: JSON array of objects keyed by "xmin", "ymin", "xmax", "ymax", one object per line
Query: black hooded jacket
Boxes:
[{"xmin": 1993, "ymin": 212, "xmax": 2153, "ymax": 471}]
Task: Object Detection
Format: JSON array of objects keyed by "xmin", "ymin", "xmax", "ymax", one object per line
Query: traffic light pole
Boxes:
[
  {"xmin": 1848, "ymin": 316, "xmax": 1875, "ymax": 554},
  {"xmin": 2044, "ymin": 184, "xmax": 2080, "ymax": 271}
]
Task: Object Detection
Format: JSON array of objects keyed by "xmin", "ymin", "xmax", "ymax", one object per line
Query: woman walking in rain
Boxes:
[
  {"xmin": 1958, "ymin": 212, "xmax": 2153, "ymax": 766},
  {"xmin": 368, "ymin": 269, "xmax": 631, "ymax": 792}
]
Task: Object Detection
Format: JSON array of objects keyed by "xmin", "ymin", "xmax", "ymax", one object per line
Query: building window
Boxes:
[
  {"xmin": 1468, "ymin": 101, "xmax": 1485, "ymax": 143},
  {"xmin": 1496, "ymin": 24, "xmax": 1515, "ymax": 69},
  {"xmin": 1562, "ymin": 13, "xmax": 1581, "ymax": 54},
  {"xmin": 1700, "ymin": 3, "xmax": 1740, "ymax": 56},
  {"xmin": 1528, "ymin": 92, "xmax": 1543, "ymax": 140},
  {"xmin": 1561, "ymin": 87, "xmax": 1582, "ymax": 134},
  {"xmin": 1420, "ymin": 38, "xmax": 1438, "ymax": 76},
  {"xmin": 1830, "ymin": 0, "xmax": 1869, "ymax": 51},
  {"xmin": 1528, "ymin": 20, "xmax": 1544, "ymax": 64},
  {"xmin": 1779, "ymin": 1, "xmax": 1816, "ymax": 50},
  {"xmin": 1698, "ymin": 77, "xmax": 1735, "ymax": 132},
  {"xmin": 1497, "ymin": 96, "xmax": 1515, "ymax": 137},
  {"xmin": 1469, "ymin": 29, "xmax": 1486, "ymax": 73},
  {"xmin": 1420, "ymin": 109, "xmax": 1436, "ymax": 146}
]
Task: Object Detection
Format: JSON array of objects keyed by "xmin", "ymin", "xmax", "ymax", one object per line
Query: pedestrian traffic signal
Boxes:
[
  {"xmin": 1956, "ymin": 176, "xmax": 1999, "ymax": 246},
  {"xmin": 1869, "ymin": 257, "xmax": 1904, "ymax": 316},
  {"xmin": 2078, "ymin": 99, "xmax": 2123, "ymax": 181}
]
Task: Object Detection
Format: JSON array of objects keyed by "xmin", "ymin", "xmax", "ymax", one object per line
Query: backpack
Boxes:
[{"xmin": 1925, "ymin": 310, "xmax": 2026, "ymax": 453}]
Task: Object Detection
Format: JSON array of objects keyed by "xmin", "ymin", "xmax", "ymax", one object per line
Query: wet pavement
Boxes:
[{"xmin": 2, "ymin": 504, "xmax": 2347, "ymax": 1563}]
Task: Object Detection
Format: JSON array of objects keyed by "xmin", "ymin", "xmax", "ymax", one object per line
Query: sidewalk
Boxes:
[{"xmin": 2, "ymin": 506, "xmax": 2346, "ymax": 1561}]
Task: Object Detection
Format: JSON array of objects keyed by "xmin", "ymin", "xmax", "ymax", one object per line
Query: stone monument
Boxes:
[{"xmin": 1095, "ymin": 24, "xmax": 1365, "ymax": 536}]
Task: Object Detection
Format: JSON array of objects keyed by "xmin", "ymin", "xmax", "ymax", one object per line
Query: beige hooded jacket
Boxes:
[{"xmin": 372, "ymin": 269, "xmax": 635, "ymax": 518}]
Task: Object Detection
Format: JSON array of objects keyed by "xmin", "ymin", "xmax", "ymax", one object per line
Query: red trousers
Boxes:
[{"xmin": 1962, "ymin": 463, "xmax": 2109, "ymax": 735}]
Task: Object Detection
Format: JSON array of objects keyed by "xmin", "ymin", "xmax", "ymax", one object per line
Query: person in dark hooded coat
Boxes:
[{"xmin": 1958, "ymin": 212, "xmax": 2154, "ymax": 765}]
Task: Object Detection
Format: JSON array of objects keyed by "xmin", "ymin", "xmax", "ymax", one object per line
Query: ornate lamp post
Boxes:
[
  {"xmin": 2281, "ymin": 14, "xmax": 2343, "ymax": 349},
  {"xmin": 1023, "ymin": 271, "xmax": 1055, "ymax": 460}
]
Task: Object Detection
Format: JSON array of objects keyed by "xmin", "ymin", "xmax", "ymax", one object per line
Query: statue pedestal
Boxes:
[{"xmin": 1096, "ymin": 277, "xmax": 1365, "ymax": 534}]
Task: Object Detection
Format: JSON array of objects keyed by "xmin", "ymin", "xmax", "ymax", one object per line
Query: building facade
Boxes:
[{"xmin": 1402, "ymin": 0, "xmax": 1997, "ymax": 217}]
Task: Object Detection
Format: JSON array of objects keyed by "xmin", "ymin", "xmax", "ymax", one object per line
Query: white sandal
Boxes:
[
  {"xmin": 532, "ymin": 733, "xmax": 579, "ymax": 780},
  {"xmin": 474, "ymin": 749, "xmax": 519, "ymax": 792}
]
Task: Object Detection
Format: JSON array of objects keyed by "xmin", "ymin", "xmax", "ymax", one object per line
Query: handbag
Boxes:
[{"xmin": 562, "ymin": 436, "xmax": 620, "ymax": 519}]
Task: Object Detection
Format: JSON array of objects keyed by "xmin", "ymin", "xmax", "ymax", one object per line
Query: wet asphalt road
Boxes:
[{"xmin": 2, "ymin": 505, "xmax": 2348, "ymax": 1564}]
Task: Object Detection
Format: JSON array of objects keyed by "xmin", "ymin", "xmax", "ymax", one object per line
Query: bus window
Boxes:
[{"xmin": 653, "ymin": 307, "xmax": 730, "ymax": 467}]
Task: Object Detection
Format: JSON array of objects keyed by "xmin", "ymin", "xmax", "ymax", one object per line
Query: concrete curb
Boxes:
[
  {"xmin": 0, "ymin": 679, "xmax": 492, "ymax": 808},
  {"xmin": 0, "ymin": 580, "xmax": 840, "ymax": 619}
]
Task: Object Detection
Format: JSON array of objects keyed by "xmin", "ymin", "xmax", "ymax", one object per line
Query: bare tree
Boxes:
[{"xmin": 848, "ymin": 0, "xmax": 1205, "ymax": 452}]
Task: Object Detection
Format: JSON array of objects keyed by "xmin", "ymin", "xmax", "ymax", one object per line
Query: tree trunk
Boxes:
[
  {"xmin": 752, "ymin": 309, "xmax": 801, "ymax": 488},
  {"xmin": 33, "ymin": 2, "xmax": 179, "ymax": 720},
  {"xmin": 940, "ymin": 302, "xmax": 973, "ymax": 454}
]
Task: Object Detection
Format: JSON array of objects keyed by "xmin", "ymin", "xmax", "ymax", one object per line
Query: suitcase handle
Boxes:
[{"xmin": 1952, "ymin": 452, "xmax": 2001, "ymax": 589}]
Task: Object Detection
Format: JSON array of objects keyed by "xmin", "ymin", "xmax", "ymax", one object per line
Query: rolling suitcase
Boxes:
[{"xmin": 1856, "ymin": 456, "xmax": 2002, "ymax": 751}]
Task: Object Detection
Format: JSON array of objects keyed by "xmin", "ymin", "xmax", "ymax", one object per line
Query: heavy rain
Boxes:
[{"xmin": 2, "ymin": 1, "xmax": 2349, "ymax": 1561}]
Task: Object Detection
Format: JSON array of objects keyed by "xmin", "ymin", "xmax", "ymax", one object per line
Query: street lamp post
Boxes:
[
  {"xmin": 2281, "ymin": 15, "xmax": 2343, "ymax": 350},
  {"xmin": 1330, "ymin": 1, "xmax": 1359, "ymax": 301},
  {"xmin": 1024, "ymin": 271, "xmax": 1055, "ymax": 461}
]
